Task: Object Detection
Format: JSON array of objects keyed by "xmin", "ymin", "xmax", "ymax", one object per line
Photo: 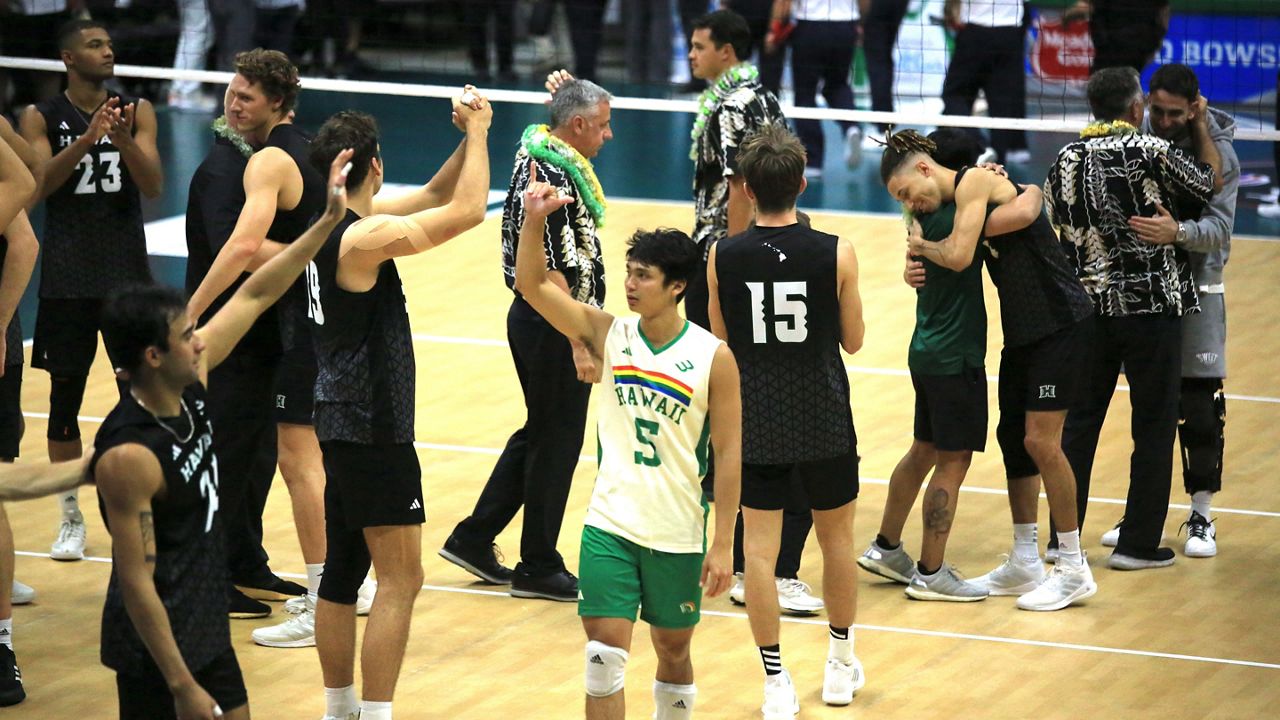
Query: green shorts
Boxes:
[{"xmin": 578, "ymin": 525, "xmax": 705, "ymax": 629}]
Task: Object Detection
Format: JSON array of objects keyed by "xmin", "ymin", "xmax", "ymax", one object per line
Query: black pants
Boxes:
[
  {"xmin": 728, "ymin": 0, "xmax": 784, "ymax": 95},
  {"xmin": 452, "ymin": 298, "xmax": 591, "ymax": 575},
  {"xmin": 254, "ymin": 6, "xmax": 300, "ymax": 56},
  {"xmin": 465, "ymin": 0, "xmax": 515, "ymax": 75},
  {"xmin": 208, "ymin": 0, "xmax": 255, "ymax": 72},
  {"xmin": 792, "ymin": 20, "xmax": 858, "ymax": 169},
  {"xmin": 1178, "ymin": 377, "xmax": 1225, "ymax": 495},
  {"xmin": 206, "ymin": 354, "xmax": 279, "ymax": 582},
  {"xmin": 530, "ymin": 0, "xmax": 606, "ymax": 80},
  {"xmin": 1063, "ymin": 314, "xmax": 1182, "ymax": 557},
  {"xmin": 862, "ymin": 0, "xmax": 910, "ymax": 131},
  {"xmin": 941, "ymin": 23, "xmax": 1028, "ymax": 159},
  {"xmin": 1090, "ymin": 10, "xmax": 1167, "ymax": 74}
]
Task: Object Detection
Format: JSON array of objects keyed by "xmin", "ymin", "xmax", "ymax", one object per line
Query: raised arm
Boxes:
[
  {"xmin": 835, "ymin": 238, "xmax": 864, "ymax": 354},
  {"xmin": 0, "ymin": 131, "xmax": 36, "ymax": 230},
  {"xmin": 107, "ymin": 99, "xmax": 164, "ymax": 198},
  {"xmin": 1188, "ymin": 96, "xmax": 1224, "ymax": 194},
  {"xmin": 0, "ymin": 116, "xmax": 43, "ymax": 197},
  {"xmin": 0, "ymin": 210, "xmax": 39, "ymax": 377},
  {"xmin": 371, "ymin": 87, "xmax": 483, "ymax": 216},
  {"xmin": 95, "ymin": 445, "xmax": 222, "ymax": 720},
  {"xmin": 512, "ymin": 163, "xmax": 614, "ymax": 354},
  {"xmin": 0, "ymin": 456, "xmax": 88, "ymax": 501},
  {"xmin": 908, "ymin": 169, "xmax": 1007, "ymax": 271},
  {"xmin": 19, "ymin": 97, "xmax": 119, "ymax": 203},
  {"xmin": 984, "ymin": 184, "xmax": 1043, "ymax": 236},
  {"xmin": 701, "ymin": 343, "xmax": 741, "ymax": 599},
  {"xmin": 197, "ymin": 149, "xmax": 353, "ymax": 374},
  {"xmin": 186, "ymin": 148, "xmax": 295, "ymax": 322}
]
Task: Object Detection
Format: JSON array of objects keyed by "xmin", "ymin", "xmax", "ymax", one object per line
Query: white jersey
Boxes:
[{"xmin": 584, "ymin": 317, "xmax": 723, "ymax": 554}]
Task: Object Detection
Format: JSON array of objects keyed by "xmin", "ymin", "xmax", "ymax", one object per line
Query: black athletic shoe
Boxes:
[
  {"xmin": 228, "ymin": 586, "xmax": 272, "ymax": 619},
  {"xmin": 234, "ymin": 571, "xmax": 307, "ymax": 602},
  {"xmin": 438, "ymin": 536, "xmax": 513, "ymax": 585},
  {"xmin": 0, "ymin": 646, "xmax": 25, "ymax": 706},
  {"xmin": 510, "ymin": 569, "xmax": 579, "ymax": 603}
]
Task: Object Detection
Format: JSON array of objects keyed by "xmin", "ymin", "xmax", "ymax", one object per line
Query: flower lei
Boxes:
[
  {"xmin": 1080, "ymin": 119, "xmax": 1138, "ymax": 139},
  {"xmin": 689, "ymin": 62, "xmax": 760, "ymax": 160},
  {"xmin": 212, "ymin": 116, "xmax": 254, "ymax": 158},
  {"xmin": 521, "ymin": 124, "xmax": 606, "ymax": 227}
]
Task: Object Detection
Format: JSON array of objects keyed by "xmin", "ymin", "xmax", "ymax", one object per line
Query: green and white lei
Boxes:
[
  {"xmin": 521, "ymin": 123, "xmax": 607, "ymax": 227},
  {"xmin": 212, "ymin": 116, "xmax": 254, "ymax": 158},
  {"xmin": 689, "ymin": 62, "xmax": 760, "ymax": 160}
]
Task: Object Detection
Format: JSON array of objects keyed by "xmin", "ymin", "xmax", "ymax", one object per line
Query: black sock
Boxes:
[
  {"xmin": 917, "ymin": 562, "xmax": 939, "ymax": 576},
  {"xmin": 829, "ymin": 625, "xmax": 849, "ymax": 641},
  {"xmin": 758, "ymin": 644, "xmax": 782, "ymax": 677},
  {"xmin": 875, "ymin": 533, "xmax": 900, "ymax": 551}
]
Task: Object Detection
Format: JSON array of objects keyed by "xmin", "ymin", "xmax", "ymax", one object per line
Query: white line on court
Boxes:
[
  {"xmin": 19, "ymin": 412, "xmax": 1280, "ymax": 519},
  {"xmin": 17, "ymin": 550, "xmax": 1275, "ymax": 671}
]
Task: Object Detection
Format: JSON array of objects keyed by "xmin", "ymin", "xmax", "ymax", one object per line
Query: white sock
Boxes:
[
  {"xmin": 828, "ymin": 634, "xmax": 855, "ymax": 664},
  {"xmin": 1191, "ymin": 491, "xmax": 1213, "ymax": 520},
  {"xmin": 1056, "ymin": 530, "xmax": 1083, "ymax": 566},
  {"xmin": 0, "ymin": 618, "xmax": 12, "ymax": 649},
  {"xmin": 360, "ymin": 700, "xmax": 392, "ymax": 720},
  {"xmin": 306, "ymin": 563, "xmax": 325, "ymax": 599},
  {"xmin": 1012, "ymin": 523, "xmax": 1039, "ymax": 563},
  {"xmin": 653, "ymin": 680, "xmax": 696, "ymax": 719},
  {"xmin": 324, "ymin": 685, "xmax": 358, "ymax": 718}
]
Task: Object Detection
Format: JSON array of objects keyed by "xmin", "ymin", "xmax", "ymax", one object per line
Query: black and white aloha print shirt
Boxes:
[
  {"xmin": 691, "ymin": 81, "xmax": 784, "ymax": 258},
  {"xmin": 1045, "ymin": 132, "xmax": 1215, "ymax": 317},
  {"xmin": 501, "ymin": 146, "xmax": 605, "ymax": 308}
]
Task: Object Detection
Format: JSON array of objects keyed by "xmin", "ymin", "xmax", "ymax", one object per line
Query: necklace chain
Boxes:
[
  {"xmin": 132, "ymin": 392, "xmax": 195, "ymax": 444},
  {"xmin": 63, "ymin": 91, "xmax": 105, "ymax": 130}
]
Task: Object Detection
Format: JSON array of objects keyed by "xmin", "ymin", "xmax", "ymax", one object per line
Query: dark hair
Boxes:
[
  {"xmin": 1087, "ymin": 66, "xmax": 1143, "ymax": 122},
  {"xmin": 692, "ymin": 10, "xmax": 753, "ymax": 61},
  {"xmin": 234, "ymin": 48, "xmax": 301, "ymax": 114},
  {"xmin": 738, "ymin": 124, "xmax": 805, "ymax": 214},
  {"xmin": 878, "ymin": 128, "xmax": 937, "ymax": 185},
  {"xmin": 927, "ymin": 128, "xmax": 983, "ymax": 171},
  {"xmin": 625, "ymin": 228, "xmax": 699, "ymax": 303},
  {"xmin": 1149, "ymin": 63, "xmax": 1199, "ymax": 103},
  {"xmin": 102, "ymin": 284, "xmax": 188, "ymax": 376},
  {"xmin": 57, "ymin": 19, "xmax": 108, "ymax": 52},
  {"xmin": 311, "ymin": 110, "xmax": 381, "ymax": 191}
]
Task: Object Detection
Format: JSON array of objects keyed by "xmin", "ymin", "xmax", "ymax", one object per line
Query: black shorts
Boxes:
[
  {"xmin": 32, "ymin": 298, "xmax": 105, "ymax": 376},
  {"xmin": 116, "ymin": 647, "xmax": 247, "ymax": 720},
  {"xmin": 741, "ymin": 448, "xmax": 859, "ymax": 511},
  {"xmin": 273, "ymin": 345, "xmax": 316, "ymax": 425},
  {"xmin": 321, "ymin": 441, "xmax": 425, "ymax": 529},
  {"xmin": 0, "ymin": 364, "xmax": 22, "ymax": 459},
  {"xmin": 912, "ymin": 367, "xmax": 988, "ymax": 452}
]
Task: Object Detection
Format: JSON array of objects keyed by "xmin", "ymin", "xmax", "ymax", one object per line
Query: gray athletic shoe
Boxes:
[
  {"xmin": 857, "ymin": 540, "xmax": 915, "ymax": 584},
  {"xmin": 905, "ymin": 564, "xmax": 989, "ymax": 602}
]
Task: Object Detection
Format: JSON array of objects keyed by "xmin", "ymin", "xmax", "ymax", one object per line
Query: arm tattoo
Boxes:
[
  {"xmin": 139, "ymin": 511, "xmax": 156, "ymax": 563},
  {"xmin": 924, "ymin": 488, "xmax": 953, "ymax": 535}
]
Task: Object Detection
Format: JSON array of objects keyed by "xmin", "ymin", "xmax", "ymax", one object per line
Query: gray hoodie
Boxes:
[{"xmin": 1143, "ymin": 106, "xmax": 1238, "ymax": 290}]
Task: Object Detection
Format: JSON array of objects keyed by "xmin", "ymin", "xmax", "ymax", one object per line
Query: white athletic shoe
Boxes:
[
  {"xmin": 252, "ymin": 597, "xmax": 316, "ymax": 647},
  {"xmin": 11, "ymin": 580, "xmax": 35, "ymax": 605},
  {"xmin": 904, "ymin": 564, "xmax": 989, "ymax": 602},
  {"xmin": 844, "ymin": 126, "xmax": 863, "ymax": 168},
  {"xmin": 762, "ymin": 668, "xmax": 799, "ymax": 720},
  {"xmin": 857, "ymin": 540, "xmax": 915, "ymax": 584},
  {"xmin": 356, "ymin": 577, "xmax": 377, "ymax": 616},
  {"xmin": 1181, "ymin": 512, "xmax": 1217, "ymax": 558},
  {"xmin": 776, "ymin": 577, "xmax": 824, "ymax": 615},
  {"xmin": 728, "ymin": 573, "xmax": 745, "ymax": 606},
  {"xmin": 822, "ymin": 655, "xmax": 865, "ymax": 705},
  {"xmin": 1259, "ymin": 200, "xmax": 1280, "ymax": 219},
  {"xmin": 970, "ymin": 555, "xmax": 1045, "ymax": 596},
  {"xmin": 50, "ymin": 516, "xmax": 86, "ymax": 561},
  {"xmin": 1100, "ymin": 519, "xmax": 1122, "ymax": 547},
  {"xmin": 1016, "ymin": 555, "xmax": 1097, "ymax": 612}
]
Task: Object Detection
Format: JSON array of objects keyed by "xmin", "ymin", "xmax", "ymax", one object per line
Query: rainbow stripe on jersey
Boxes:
[{"xmin": 612, "ymin": 365, "xmax": 693, "ymax": 406}]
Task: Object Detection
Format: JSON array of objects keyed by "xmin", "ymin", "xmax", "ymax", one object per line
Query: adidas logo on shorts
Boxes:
[{"xmin": 409, "ymin": 498, "xmax": 422, "ymax": 511}]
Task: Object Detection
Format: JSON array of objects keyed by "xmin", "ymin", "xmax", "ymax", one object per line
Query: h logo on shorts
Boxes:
[{"xmin": 1038, "ymin": 385, "xmax": 1057, "ymax": 399}]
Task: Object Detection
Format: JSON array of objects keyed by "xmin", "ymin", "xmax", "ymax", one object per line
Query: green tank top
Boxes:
[{"xmin": 908, "ymin": 202, "xmax": 987, "ymax": 375}]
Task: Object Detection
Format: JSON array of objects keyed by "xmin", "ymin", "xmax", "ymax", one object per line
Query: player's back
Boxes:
[{"xmin": 715, "ymin": 223, "xmax": 853, "ymax": 464}]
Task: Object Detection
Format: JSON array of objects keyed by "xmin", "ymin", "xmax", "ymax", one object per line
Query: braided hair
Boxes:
[{"xmin": 877, "ymin": 128, "xmax": 938, "ymax": 185}]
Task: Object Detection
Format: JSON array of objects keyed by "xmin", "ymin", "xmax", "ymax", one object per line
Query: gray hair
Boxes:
[
  {"xmin": 1087, "ymin": 67, "xmax": 1144, "ymax": 122},
  {"xmin": 549, "ymin": 79, "xmax": 613, "ymax": 129}
]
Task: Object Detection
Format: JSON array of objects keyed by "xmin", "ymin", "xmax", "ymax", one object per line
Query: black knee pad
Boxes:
[
  {"xmin": 47, "ymin": 374, "xmax": 89, "ymax": 441},
  {"xmin": 997, "ymin": 414, "xmax": 1038, "ymax": 480},
  {"xmin": 1178, "ymin": 378, "xmax": 1225, "ymax": 493},
  {"xmin": 317, "ymin": 526, "xmax": 372, "ymax": 605}
]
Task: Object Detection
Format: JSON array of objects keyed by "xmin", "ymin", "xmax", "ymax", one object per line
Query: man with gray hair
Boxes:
[{"xmin": 440, "ymin": 71, "xmax": 613, "ymax": 602}]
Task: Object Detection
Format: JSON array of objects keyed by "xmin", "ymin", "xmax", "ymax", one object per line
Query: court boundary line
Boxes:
[
  {"xmin": 20, "ymin": 411, "xmax": 1279, "ymax": 518},
  {"xmin": 14, "ymin": 550, "xmax": 1276, "ymax": 671}
]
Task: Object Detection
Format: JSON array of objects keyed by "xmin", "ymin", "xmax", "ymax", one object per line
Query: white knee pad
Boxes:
[
  {"xmin": 584, "ymin": 640, "xmax": 628, "ymax": 698},
  {"xmin": 654, "ymin": 680, "xmax": 697, "ymax": 719}
]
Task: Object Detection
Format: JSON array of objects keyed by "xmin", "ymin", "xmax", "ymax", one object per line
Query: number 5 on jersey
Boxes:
[{"xmin": 633, "ymin": 418, "xmax": 661, "ymax": 467}]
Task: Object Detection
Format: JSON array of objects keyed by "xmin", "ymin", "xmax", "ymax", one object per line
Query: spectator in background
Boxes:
[
  {"xmin": 528, "ymin": 0, "xmax": 607, "ymax": 82},
  {"xmin": 1260, "ymin": 70, "xmax": 1280, "ymax": 218},
  {"xmin": 1073, "ymin": 0, "xmax": 1171, "ymax": 74},
  {"xmin": 466, "ymin": 0, "xmax": 516, "ymax": 82},
  {"xmin": 210, "ymin": 0, "xmax": 255, "ymax": 72},
  {"xmin": 726, "ymin": 0, "xmax": 784, "ymax": 95},
  {"xmin": 0, "ymin": 0, "xmax": 72, "ymax": 110},
  {"xmin": 862, "ymin": 0, "xmax": 910, "ymax": 136},
  {"xmin": 169, "ymin": 0, "xmax": 216, "ymax": 111},
  {"xmin": 304, "ymin": 0, "xmax": 365, "ymax": 77},
  {"xmin": 941, "ymin": 0, "xmax": 1031, "ymax": 164},
  {"xmin": 622, "ymin": 0, "xmax": 673, "ymax": 85},
  {"xmin": 254, "ymin": 0, "xmax": 303, "ymax": 57}
]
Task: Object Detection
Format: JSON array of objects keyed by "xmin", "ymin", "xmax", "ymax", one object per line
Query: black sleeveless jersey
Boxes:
[
  {"xmin": 310, "ymin": 211, "xmax": 417, "ymax": 444},
  {"xmin": 715, "ymin": 224, "xmax": 854, "ymax": 464},
  {"xmin": 0, "ymin": 236, "xmax": 23, "ymax": 367},
  {"xmin": 90, "ymin": 384, "xmax": 230, "ymax": 676},
  {"xmin": 968, "ymin": 169, "xmax": 1094, "ymax": 348},
  {"xmin": 35, "ymin": 92, "xmax": 151, "ymax": 299},
  {"xmin": 264, "ymin": 123, "xmax": 326, "ymax": 353}
]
